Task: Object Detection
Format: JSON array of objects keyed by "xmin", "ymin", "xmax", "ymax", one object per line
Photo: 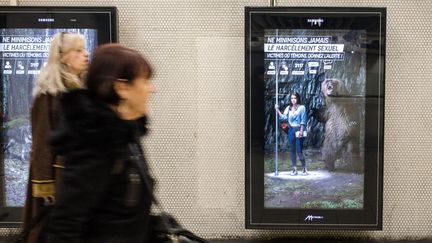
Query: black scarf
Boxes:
[{"xmin": 50, "ymin": 89, "xmax": 148, "ymax": 156}]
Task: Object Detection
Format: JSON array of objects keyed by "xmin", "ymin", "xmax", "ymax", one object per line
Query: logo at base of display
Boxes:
[
  {"xmin": 307, "ymin": 18, "xmax": 324, "ymax": 27},
  {"xmin": 38, "ymin": 18, "xmax": 54, "ymax": 22},
  {"xmin": 304, "ymin": 215, "xmax": 324, "ymax": 221}
]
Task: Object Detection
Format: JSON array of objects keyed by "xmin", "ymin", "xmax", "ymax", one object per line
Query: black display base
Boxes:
[{"xmin": 210, "ymin": 239, "xmax": 430, "ymax": 243}]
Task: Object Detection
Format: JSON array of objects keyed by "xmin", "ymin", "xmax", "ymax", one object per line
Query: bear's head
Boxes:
[{"xmin": 321, "ymin": 78, "xmax": 348, "ymax": 98}]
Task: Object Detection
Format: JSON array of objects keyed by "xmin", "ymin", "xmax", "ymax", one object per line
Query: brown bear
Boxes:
[{"xmin": 320, "ymin": 78, "xmax": 363, "ymax": 172}]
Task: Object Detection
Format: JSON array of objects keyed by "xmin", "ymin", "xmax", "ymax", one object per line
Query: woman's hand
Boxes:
[
  {"xmin": 275, "ymin": 104, "xmax": 282, "ymax": 117},
  {"xmin": 298, "ymin": 130, "xmax": 303, "ymax": 137},
  {"xmin": 299, "ymin": 125, "xmax": 304, "ymax": 137}
]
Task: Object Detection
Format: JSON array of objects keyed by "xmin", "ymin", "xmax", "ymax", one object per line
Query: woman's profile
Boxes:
[{"xmin": 45, "ymin": 44, "xmax": 156, "ymax": 242}]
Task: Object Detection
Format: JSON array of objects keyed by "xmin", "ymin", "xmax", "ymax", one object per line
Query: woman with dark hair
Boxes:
[
  {"xmin": 45, "ymin": 44, "xmax": 155, "ymax": 242},
  {"xmin": 275, "ymin": 92, "xmax": 308, "ymax": 175}
]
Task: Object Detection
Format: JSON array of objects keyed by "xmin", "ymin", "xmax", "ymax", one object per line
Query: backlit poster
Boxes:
[
  {"xmin": 1, "ymin": 28, "xmax": 97, "ymax": 207},
  {"xmin": 245, "ymin": 7, "xmax": 385, "ymax": 229},
  {"xmin": 0, "ymin": 6, "xmax": 117, "ymax": 225}
]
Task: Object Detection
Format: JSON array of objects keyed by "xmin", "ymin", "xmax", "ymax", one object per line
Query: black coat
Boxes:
[{"xmin": 46, "ymin": 89, "xmax": 154, "ymax": 243}]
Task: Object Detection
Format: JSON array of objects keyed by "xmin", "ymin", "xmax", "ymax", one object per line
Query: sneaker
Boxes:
[
  {"xmin": 302, "ymin": 167, "xmax": 308, "ymax": 175},
  {"xmin": 291, "ymin": 167, "xmax": 298, "ymax": 175}
]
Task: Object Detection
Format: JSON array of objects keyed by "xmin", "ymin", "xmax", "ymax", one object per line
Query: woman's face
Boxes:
[
  {"xmin": 61, "ymin": 39, "xmax": 89, "ymax": 75},
  {"xmin": 121, "ymin": 75, "xmax": 155, "ymax": 120},
  {"xmin": 291, "ymin": 95, "xmax": 298, "ymax": 105}
]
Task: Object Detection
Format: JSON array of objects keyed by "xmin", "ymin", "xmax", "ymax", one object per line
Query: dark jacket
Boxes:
[
  {"xmin": 45, "ymin": 89, "xmax": 154, "ymax": 243},
  {"xmin": 23, "ymin": 93, "xmax": 62, "ymax": 243}
]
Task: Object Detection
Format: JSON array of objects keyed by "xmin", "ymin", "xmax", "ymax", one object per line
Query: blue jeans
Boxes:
[{"xmin": 288, "ymin": 127, "xmax": 306, "ymax": 167}]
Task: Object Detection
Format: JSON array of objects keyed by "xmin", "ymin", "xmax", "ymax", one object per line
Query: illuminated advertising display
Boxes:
[
  {"xmin": 0, "ymin": 7, "xmax": 117, "ymax": 225},
  {"xmin": 245, "ymin": 7, "xmax": 385, "ymax": 229}
]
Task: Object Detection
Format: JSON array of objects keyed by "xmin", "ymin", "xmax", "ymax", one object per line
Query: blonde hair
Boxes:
[{"xmin": 33, "ymin": 32, "xmax": 87, "ymax": 96}]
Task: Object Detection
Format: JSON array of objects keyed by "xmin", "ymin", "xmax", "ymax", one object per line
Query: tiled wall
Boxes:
[{"xmin": 1, "ymin": 0, "xmax": 432, "ymax": 240}]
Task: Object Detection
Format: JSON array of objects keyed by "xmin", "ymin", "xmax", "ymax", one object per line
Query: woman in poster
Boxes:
[{"xmin": 275, "ymin": 92, "xmax": 307, "ymax": 175}]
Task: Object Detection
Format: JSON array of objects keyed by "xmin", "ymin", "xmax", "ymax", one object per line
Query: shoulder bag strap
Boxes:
[{"xmin": 128, "ymin": 142, "xmax": 209, "ymax": 243}]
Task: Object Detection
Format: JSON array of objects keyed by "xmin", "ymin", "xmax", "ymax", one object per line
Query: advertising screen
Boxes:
[
  {"xmin": 245, "ymin": 7, "xmax": 385, "ymax": 229},
  {"xmin": 0, "ymin": 7, "xmax": 117, "ymax": 226}
]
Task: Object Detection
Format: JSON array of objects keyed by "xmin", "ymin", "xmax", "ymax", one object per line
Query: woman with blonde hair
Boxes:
[{"xmin": 20, "ymin": 32, "xmax": 89, "ymax": 243}]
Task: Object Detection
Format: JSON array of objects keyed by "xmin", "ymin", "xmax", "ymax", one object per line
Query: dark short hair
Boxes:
[
  {"xmin": 86, "ymin": 44, "xmax": 153, "ymax": 105},
  {"xmin": 289, "ymin": 92, "xmax": 302, "ymax": 105}
]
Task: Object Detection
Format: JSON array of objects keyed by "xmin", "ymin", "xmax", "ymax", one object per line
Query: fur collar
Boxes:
[{"xmin": 50, "ymin": 89, "xmax": 148, "ymax": 155}]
